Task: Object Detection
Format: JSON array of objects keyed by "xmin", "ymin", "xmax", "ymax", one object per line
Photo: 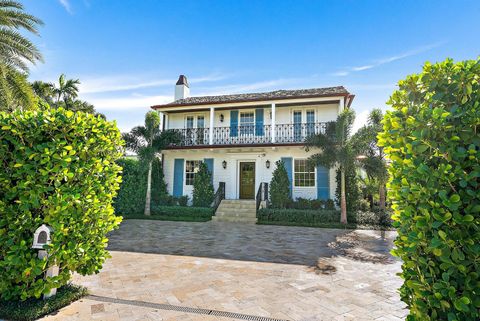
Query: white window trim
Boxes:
[
  {"xmin": 184, "ymin": 113, "xmax": 207, "ymax": 128},
  {"xmin": 293, "ymin": 158, "xmax": 316, "ymax": 188},
  {"xmin": 184, "ymin": 159, "xmax": 203, "ymax": 186},
  {"xmin": 239, "ymin": 110, "xmax": 256, "ymax": 136},
  {"xmin": 291, "ymin": 109, "xmax": 316, "ymax": 123}
]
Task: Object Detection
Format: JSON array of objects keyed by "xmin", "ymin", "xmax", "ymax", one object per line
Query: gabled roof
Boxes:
[{"xmin": 152, "ymin": 86, "xmax": 351, "ymax": 109}]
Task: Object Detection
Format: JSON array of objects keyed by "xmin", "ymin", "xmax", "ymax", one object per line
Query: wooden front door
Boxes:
[{"xmin": 239, "ymin": 162, "xmax": 255, "ymax": 199}]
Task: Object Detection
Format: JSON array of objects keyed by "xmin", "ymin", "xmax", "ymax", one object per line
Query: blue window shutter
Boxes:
[
  {"xmin": 317, "ymin": 166, "xmax": 329, "ymax": 200},
  {"xmin": 204, "ymin": 158, "xmax": 214, "ymax": 185},
  {"xmin": 281, "ymin": 157, "xmax": 293, "ymax": 197},
  {"xmin": 255, "ymin": 108, "xmax": 264, "ymax": 136},
  {"xmin": 230, "ymin": 110, "xmax": 238, "ymax": 137},
  {"xmin": 173, "ymin": 158, "xmax": 184, "ymax": 197}
]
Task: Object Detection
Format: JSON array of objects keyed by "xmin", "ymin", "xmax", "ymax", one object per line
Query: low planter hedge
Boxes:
[
  {"xmin": 258, "ymin": 208, "xmax": 340, "ymax": 223},
  {"xmin": 123, "ymin": 205, "xmax": 214, "ymax": 222},
  {"xmin": 0, "ymin": 284, "xmax": 87, "ymax": 321},
  {"xmin": 258, "ymin": 208, "xmax": 392, "ymax": 230}
]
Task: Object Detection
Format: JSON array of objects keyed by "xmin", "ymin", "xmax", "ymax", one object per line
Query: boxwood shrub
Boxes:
[
  {"xmin": 257, "ymin": 208, "xmax": 340, "ymax": 224},
  {"xmin": 379, "ymin": 58, "xmax": 480, "ymax": 320},
  {"xmin": 0, "ymin": 106, "xmax": 123, "ymax": 301},
  {"xmin": 114, "ymin": 158, "xmax": 147, "ymax": 216}
]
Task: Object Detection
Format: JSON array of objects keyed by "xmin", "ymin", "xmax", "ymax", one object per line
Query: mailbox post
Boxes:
[{"xmin": 32, "ymin": 224, "xmax": 59, "ymax": 299}]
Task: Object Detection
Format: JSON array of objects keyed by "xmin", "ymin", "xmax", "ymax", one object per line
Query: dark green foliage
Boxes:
[
  {"xmin": 288, "ymin": 198, "xmax": 335, "ymax": 210},
  {"xmin": 379, "ymin": 58, "xmax": 480, "ymax": 320},
  {"xmin": 0, "ymin": 284, "xmax": 87, "ymax": 321},
  {"xmin": 258, "ymin": 208, "xmax": 341, "ymax": 224},
  {"xmin": 335, "ymin": 167, "xmax": 360, "ymax": 215},
  {"xmin": 178, "ymin": 195, "xmax": 189, "ymax": 207},
  {"xmin": 0, "ymin": 106, "xmax": 123, "ymax": 301},
  {"xmin": 151, "ymin": 157, "xmax": 168, "ymax": 205},
  {"xmin": 114, "ymin": 158, "xmax": 147, "ymax": 216},
  {"xmin": 192, "ymin": 162, "xmax": 214, "ymax": 207},
  {"xmin": 123, "ymin": 206, "xmax": 213, "ymax": 222},
  {"xmin": 269, "ymin": 160, "xmax": 291, "ymax": 208}
]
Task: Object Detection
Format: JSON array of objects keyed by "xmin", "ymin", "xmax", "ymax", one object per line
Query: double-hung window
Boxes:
[
  {"xmin": 185, "ymin": 160, "xmax": 202, "ymax": 185},
  {"xmin": 294, "ymin": 159, "xmax": 315, "ymax": 187},
  {"xmin": 239, "ymin": 112, "xmax": 255, "ymax": 136}
]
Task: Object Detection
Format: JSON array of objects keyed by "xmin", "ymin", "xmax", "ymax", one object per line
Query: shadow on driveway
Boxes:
[{"xmin": 107, "ymin": 220, "xmax": 396, "ymax": 269}]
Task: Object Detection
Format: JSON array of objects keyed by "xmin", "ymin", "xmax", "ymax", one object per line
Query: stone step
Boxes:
[
  {"xmin": 213, "ymin": 199, "xmax": 258, "ymax": 224},
  {"xmin": 215, "ymin": 211, "xmax": 257, "ymax": 218}
]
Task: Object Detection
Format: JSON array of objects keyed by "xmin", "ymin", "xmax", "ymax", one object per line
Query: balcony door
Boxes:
[
  {"xmin": 185, "ymin": 115, "xmax": 205, "ymax": 145},
  {"xmin": 239, "ymin": 162, "xmax": 255, "ymax": 199}
]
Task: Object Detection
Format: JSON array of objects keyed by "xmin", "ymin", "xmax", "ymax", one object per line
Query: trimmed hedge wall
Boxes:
[
  {"xmin": 114, "ymin": 158, "xmax": 146, "ymax": 216},
  {"xmin": 0, "ymin": 107, "xmax": 123, "ymax": 301},
  {"xmin": 151, "ymin": 205, "xmax": 213, "ymax": 218},
  {"xmin": 257, "ymin": 208, "xmax": 340, "ymax": 224},
  {"xmin": 379, "ymin": 58, "xmax": 480, "ymax": 320}
]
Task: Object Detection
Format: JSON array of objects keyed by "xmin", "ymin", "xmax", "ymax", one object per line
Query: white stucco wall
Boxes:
[
  {"xmin": 162, "ymin": 146, "xmax": 336, "ymax": 202},
  {"xmin": 165, "ymin": 103, "xmax": 339, "ymax": 130}
]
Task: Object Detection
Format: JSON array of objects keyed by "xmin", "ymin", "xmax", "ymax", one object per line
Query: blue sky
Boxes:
[{"xmin": 24, "ymin": 0, "xmax": 480, "ymax": 132}]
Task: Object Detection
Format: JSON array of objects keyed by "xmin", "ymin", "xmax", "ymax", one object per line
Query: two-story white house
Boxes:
[{"xmin": 151, "ymin": 75, "xmax": 354, "ymax": 222}]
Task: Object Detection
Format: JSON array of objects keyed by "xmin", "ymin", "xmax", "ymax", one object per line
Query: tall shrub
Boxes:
[
  {"xmin": 269, "ymin": 160, "xmax": 291, "ymax": 208},
  {"xmin": 114, "ymin": 158, "xmax": 147, "ymax": 215},
  {"xmin": 379, "ymin": 58, "xmax": 480, "ymax": 320},
  {"xmin": 151, "ymin": 157, "xmax": 168, "ymax": 206},
  {"xmin": 192, "ymin": 162, "xmax": 214, "ymax": 207},
  {"xmin": 0, "ymin": 106, "xmax": 123, "ymax": 301},
  {"xmin": 335, "ymin": 167, "xmax": 361, "ymax": 215}
]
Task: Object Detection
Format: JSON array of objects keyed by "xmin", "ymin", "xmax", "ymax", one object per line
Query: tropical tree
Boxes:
[
  {"xmin": 122, "ymin": 111, "xmax": 180, "ymax": 215},
  {"xmin": 351, "ymin": 109, "xmax": 388, "ymax": 209},
  {"xmin": 0, "ymin": 0, "xmax": 43, "ymax": 109},
  {"xmin": 305, "ymin": 109, "xmax": 357, "ymax": 224},
  {"xmin": 50, "ymin": 74, "xmax": 80, "ymax": 106}
]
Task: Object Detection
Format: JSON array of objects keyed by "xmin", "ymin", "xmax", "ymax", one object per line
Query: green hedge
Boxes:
[
  {"xmin": 123, "ymin": 205, "xmax": 214, "ymax": 222},
  {"xmin": 257, "ymin": 208, "xmax": 340, "ymax": 223},
  {"xmin": 379, "ymin": 58, "xmax": 480, "ymax": 320},
  {"xmin": 0, "ymin": 106, "xmax": 123, "ymax": 301},
  {"xmin": 0, "ymin": 284, "xmax": 87, "ymax": 321},
  {"xmin": 114, "ymin": 158, "xmax": 147, "ymax": 216}
]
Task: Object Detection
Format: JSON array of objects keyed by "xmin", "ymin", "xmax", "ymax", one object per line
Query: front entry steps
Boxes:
[{"xmin": 212, "ymin": 200, "xmax": 257, "ymax": 224}]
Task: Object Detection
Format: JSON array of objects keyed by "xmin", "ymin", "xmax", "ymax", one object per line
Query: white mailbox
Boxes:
[{"xmin": 32, "ymin": 224, "xmax": 53, "ymax": 250}]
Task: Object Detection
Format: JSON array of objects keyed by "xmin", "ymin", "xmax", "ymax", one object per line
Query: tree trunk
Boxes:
[
  {"xmin": 144, "ymin": 161, "xmax": 152, "ymax": 216},
  {"xmin": 340, "ymin": 169, "xmax": 347, "ymax": 224},
  {"xmin": 379, "ymin": 183, "xmax": 386, "ymax": 210}
]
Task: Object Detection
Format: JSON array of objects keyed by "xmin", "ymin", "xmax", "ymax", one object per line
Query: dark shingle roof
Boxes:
[{"xmin": 152, "ymin": 86, "xmax": 350, "ymax": 108}]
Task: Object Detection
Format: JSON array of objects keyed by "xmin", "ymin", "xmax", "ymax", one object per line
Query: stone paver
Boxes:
[{"xmin": 40, "ymin": 220, "xmax": 407, "ymax": 321}]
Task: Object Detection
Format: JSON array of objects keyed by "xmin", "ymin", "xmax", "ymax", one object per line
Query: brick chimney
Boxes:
[{"xmin": 174, "ymin": 75, "xmax": 189, "ymax": 101}]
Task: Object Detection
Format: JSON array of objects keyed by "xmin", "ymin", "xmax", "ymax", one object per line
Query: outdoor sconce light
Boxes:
[
  {"xmin": 222, "ymin": 160, "xmax": 227, "ymax": 169},
  {"xmin": 266, "ymin": 160, "xmax": 271, "ymax": 169},
  {"xmin": 220, "ymin": 114, "xmax": 224, "ymax": 122}
]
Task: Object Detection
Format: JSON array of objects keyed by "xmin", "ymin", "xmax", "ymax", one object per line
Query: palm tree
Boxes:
[
  {"xmin": 51, "ymin": 74, "xmax": 80, "ymax": 107},
  {"xmin": 122, "ymin": 111, "xmax": 180, "ymax": 215},
  {"xmin": 32, "ymin": 80, "xmax": 54, "ymax": 104},
  {"xmin": 306, "ymin": 109, "xmax": 357, "ymax": 224},
  {"xmin": 0, "ymin": 0, "xmax": 43, "ymax": 71},
  {"xmin": 0, "ymin": 63, "xmax": 35, "ymax": 111},
  {"xmin": 352, "ymin": 109, "xmax": 388, "ymax": 209},
  {"xmin": 0, "ymin": 0, "xmax": 43, "ymax": 109}
]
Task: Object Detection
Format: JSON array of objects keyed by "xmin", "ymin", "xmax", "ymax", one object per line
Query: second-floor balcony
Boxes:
[{"xmin": 166, "ymin": 122, "xmax": 328, "ymax": 148}]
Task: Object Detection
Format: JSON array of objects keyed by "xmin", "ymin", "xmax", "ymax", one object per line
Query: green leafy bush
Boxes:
[
  {"xmin": 0, "ymin": 106, "xmax": 123, "ymax": 301},
  {"xmin": 269, "ymin": 160, "xmax": 291, "ymax": 208},
  {"xmin": 151, "ymin": 205, "xmax": 213, "ymax": 218},
  {"xmin": 379, "ymin": 58, "xmax": 480, "ymax": 320},
  {"xmin": 192, "ymin": 162, "xmax": 214, "ymax": 207},
  {"xmin": 335, "ymin": 167, "xmax": 361, "ymax": 214},
  {"xmin": 151, "ymin": 157, "xmax": 168, "ymax": 205},
  {"xmin": 288, "ymin": 198, "xmax": 335, "ymax": 210},
  {"xmin": 178, "ymin": 195, "xmax": 189, "ymax": 207},
  {"xmin": 114, "ymin": 158, "xmax": 146, "ymax": 216},
  {"xmin": 257, "ymin": 208, "xmax": 340, "ymax": 223}
]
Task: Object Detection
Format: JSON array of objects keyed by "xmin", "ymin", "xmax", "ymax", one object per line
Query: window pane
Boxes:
[
  {"xmin": 197, "ymin": 116, "xmax": 205, "ymax": 128},
  {"xmin": 294, "ymin": 159, "xmax": 315, "ymax": 187},
  {"xmin": 186, "ymin": 116, "xmax": 194, "ymax": 128},
  {"xmin": 240, "ymin": 112, "xmax": 254, "ymax": 135},
  {"xmin": 185, "ymin": 160, "xmax": 202, "ymax": 185}
]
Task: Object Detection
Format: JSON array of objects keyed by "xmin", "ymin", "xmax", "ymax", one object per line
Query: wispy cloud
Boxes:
[
  {"xmin": 332, "ymin": 42, "xmax": 445, "ymax": 76},
  {"xmin": 58, "ymin": 0, "xmax": 73, "ymax": 14},
  {"xmin": 78, "ymin": 73, "xmax": 229, "ymax": 94},
  {"xmin": 197, "ymin": 78, "xmax": 303, "ymax": 96}
]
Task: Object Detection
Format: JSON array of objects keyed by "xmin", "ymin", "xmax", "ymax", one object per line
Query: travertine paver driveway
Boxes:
[{"xmin": 41, "ymin": 220, "xmax": 407, "ymax": 321}]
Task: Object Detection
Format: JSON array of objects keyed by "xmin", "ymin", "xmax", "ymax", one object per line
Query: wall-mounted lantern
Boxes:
[
  {"xmin": 32, "ymin": 224, "xmax": 59, "ymax": 299},
  {"xmin": 265, "ymin": 160, "xmax": 271, "ymax": 169},
  {"xmin": 220, "ymin": 114, "xmax": 224, "ymax": 122},
  {"xmin": 222, "ymin": 160, "xmax": 227, "ymax": 169}
]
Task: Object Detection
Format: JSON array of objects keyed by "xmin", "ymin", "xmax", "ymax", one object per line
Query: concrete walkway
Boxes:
[{"xmin": 41, "ymin": 220, "xmax": 407, "ymax": 321}]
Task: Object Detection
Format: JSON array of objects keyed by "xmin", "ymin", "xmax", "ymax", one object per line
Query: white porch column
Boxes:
[
  {"xmin": 338, "ymin": 98, "xmax": 345, "ymax": 114},
  {"xmin": 209, "ymin": 107, "xmax": 214, "ymax": 145},
  {"xmin": 271, "ymin": 103, "xmax": 276, "ymax": 143},
  {"xmin": 158, "ymin": 111, "xmax": 164, "ymax": 131}
]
